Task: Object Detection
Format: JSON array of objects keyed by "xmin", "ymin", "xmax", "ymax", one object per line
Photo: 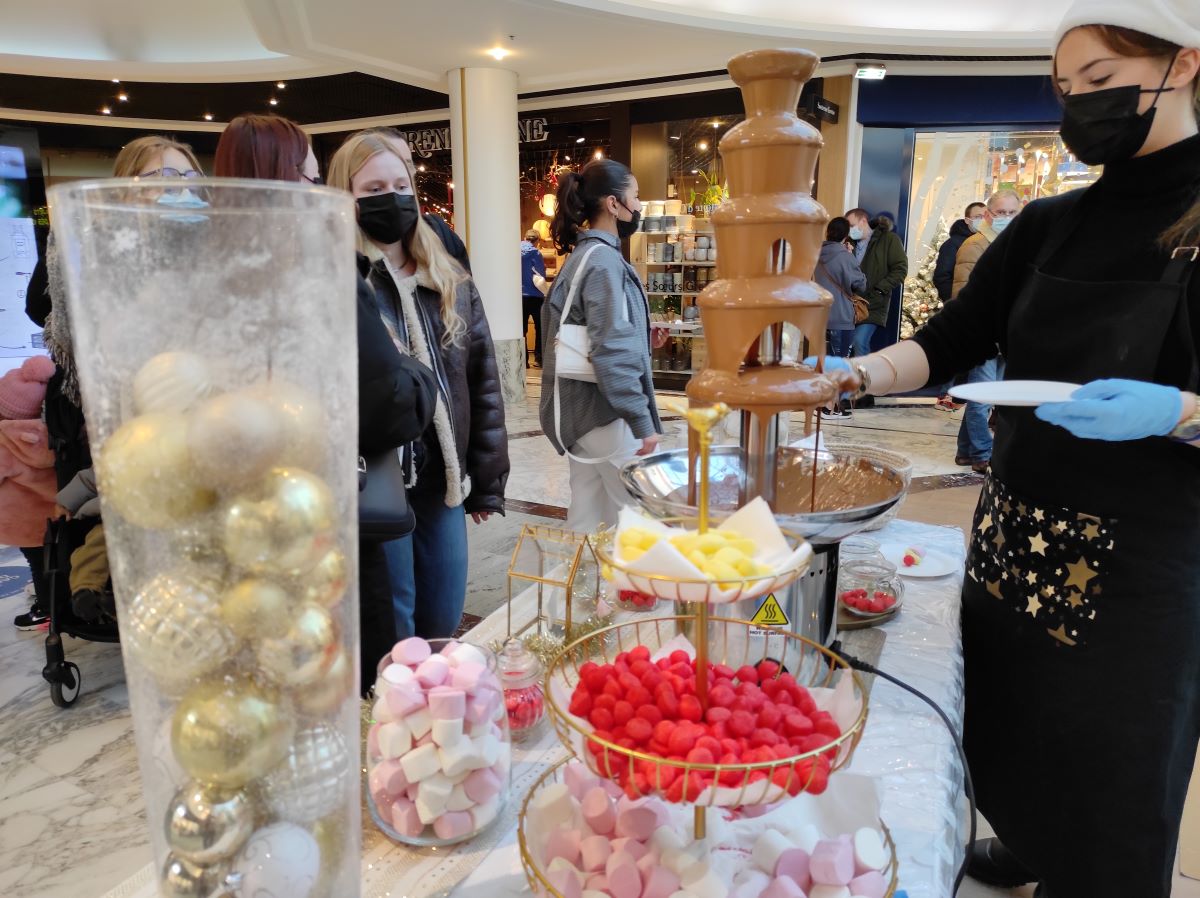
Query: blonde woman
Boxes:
[{"xmin": 328, "ymin": 132, "xmax": 508, "ymax": 640}]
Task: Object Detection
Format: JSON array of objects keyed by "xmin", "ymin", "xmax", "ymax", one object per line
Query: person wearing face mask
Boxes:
[
  {"xmin": 217, "ymin": 116, "xmax": 439, "ymax": 689},
  {"xmin": 540, "ymin": 159, "xmax": 661, "ymax": 532},
  {"xmin": 808, "ymin": 1, "xmax": 1200, "ymax": 894},
  {"xmin": 844, "ymin": 207, "xmax": 908, "ymax": 360},
  {"xmin": 933, "ymin": 201, "xmax": 986, "ymax": 302},
  {"xmin": 328, "ymin": 131, "xmax": 508, "ymax": 642}
]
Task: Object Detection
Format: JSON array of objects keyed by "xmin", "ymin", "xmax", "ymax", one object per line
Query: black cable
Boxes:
[{"xmin": 831, "ymin": 642, "xmax": 976, "ymax": 896}]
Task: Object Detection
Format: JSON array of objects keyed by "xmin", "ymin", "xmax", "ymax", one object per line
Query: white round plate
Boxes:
[
  {"xmin": 880, "ymin": 543, "xmax": 958, "ymax": 579},
  {"xmin": 949, "ymin": 380, "xmax": 1080, "ymax": 407}
]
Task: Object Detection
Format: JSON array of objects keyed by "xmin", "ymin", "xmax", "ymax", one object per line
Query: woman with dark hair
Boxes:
[
  {"xmin": 812, "ymin": 1, "xmax": 1200, "ymax": 893},
  {"xmin": 540, "ymin": 159, "xmax": 660, "ymax": 531},
  {"xmin": 216, "ymin": 114, "xmax": 437, "ymax": 689}
]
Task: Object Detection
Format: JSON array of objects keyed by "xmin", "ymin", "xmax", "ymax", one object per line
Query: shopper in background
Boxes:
[
  {"xmin": 950, "ymin": 189, "xmax": 1022, "ymax": 473},
  {"xmin": 218, "ymin": 115, "xmax": 439, "ymax": 688},
  {"xmin": 360, "ymin": 126, "xmax": 471, "ymax": 273},
  {"xmin": 811, "ymin": 3, "xmax": 1200, "ymax": 892},
  {"xmin": 520, "ymin": 229, "xmax": 549, "ymax": 368},
  {"xmin": 329, "ymin": 131, "xmax": 508, "ymax": 642},
  {"xmin": 930, "ymin": 201, "xmax": 986, "ymax": 412},
  {"xmin": 845, "ymin": 207, "xmax": 908, "ymax": 361},
  {"xmin": 814, "ymin": 216, "xmax": 867, "ymax": 419},
  {"xmin": 540, "ymin": 158, "xmax": 661, "ymax": 531}
]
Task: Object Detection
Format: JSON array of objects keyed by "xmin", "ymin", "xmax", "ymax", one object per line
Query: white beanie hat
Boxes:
[{"xmin": 1054, "ymin": 0, "xmax": 1200, "ymax": 50}]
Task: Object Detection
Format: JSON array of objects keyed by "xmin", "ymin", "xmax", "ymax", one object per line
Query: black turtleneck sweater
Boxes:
[{"xmin": 913, "ymin": 132, "xmax": 1200, "ymax": 385}]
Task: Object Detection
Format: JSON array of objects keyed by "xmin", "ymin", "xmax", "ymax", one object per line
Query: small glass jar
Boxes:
[
  {"xmin": 839, "ymin": 560, "xmax": 905, "ymax": 616},
  {"xmin": 366, "ymin": 638, "xmax": 511, "ymax": 847},
  {"xmin": 837, "ymin": 535, "xmax": 884, "ymax": 595},
  {"xmin": 615, "ymin": 588, "xmax": 660, "ymax": 613},
  {"xmin": 498, "ymin": 638, "xmax": 545, "ymax": 742}
]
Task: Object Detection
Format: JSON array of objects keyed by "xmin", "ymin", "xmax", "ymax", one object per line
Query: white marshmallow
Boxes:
[
  {"xmin": 399, "ymin": 743, "xmax": 442, "ymax": 783},
  {"xmin": 377, "ymin": 721, "xmax": 412, "ymax": 760},
  {"xmin": 787, "ymin": 824, "xmax": 823, "ymax": 855},
  {"xmin": 432, "ymin": 717, "xmax": 464, "ymax": 748},
  {"xmin": 582, "ymin": 892, "xmax": 609, "ymax": 898},
  {"xmin": 446, "ymin": 769, "xmax": 470, "ymax": 785},
  {"xmin": 667, "ymin": 892, "xmax": 700, "ymax": 898},
  {"xmin": 809, "ymin": 887, "xmax": 851, "ymax": 898},
  {"xmin": 416, "ymin": 774, "xmax": 454, "ymax": 824},
  {"xmin": 472, "ymin": 797, "xmax": 501, "ymax": 831},
  {"xmin": 406, "ymin": 708, "xmax": 433, "ymax": 740},
  {"xmin": 663, "ymin": 846, "xmax": 701, "ymax": 877},
  {"xmin": 651, "ymin": 826, "xmax": 689, "ymax": 854},
  {"xmin": 547, "ymin": 857, "xmax": 586, "ymax": 887},
  {"xmin": 853, "ymin": 828, "xmax": 888, "ymax": 873},
  {"xmin": 447, "ymin": 783, "xmax": 475, "ymax": 812},
  {"xmin": 531, "ymin": 782, "xmax": 579, "ymax": 830},
  {"xmin": 382, "ymin": 662, "xmax": 415, "ymax": 687},
  {"xmin": 448, "ymin": 642, "xmax": 488, "ymax": 669},
  {"xmin": 476, "ymin": 734, "xmax": 502, "ymax": 769},
  {"xmin": 371, "ymin": 694, "xmax": 395, "ymax": 724},
  {"xmin": 679, "ymin": 862, "xmax": 724, "ymax": 898},
  {"xmin": 753, "ymin": 830, "xmax": 795, "ymax": 875},
  {"xmin": 439, "ymin": 739, "xmax": 484, "ymax": 778}
]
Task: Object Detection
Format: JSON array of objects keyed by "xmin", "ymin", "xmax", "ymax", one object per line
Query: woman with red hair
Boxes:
[{"xmin": 214, "ymin": 113, "xmax": 322, "ymax": 184}]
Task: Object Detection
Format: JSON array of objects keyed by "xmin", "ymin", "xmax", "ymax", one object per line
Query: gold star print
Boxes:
[
  {"xmin": 1083, "ymin": 523, "xmax": 1101, "ymax": 540},
  {"xmin": 1029, "ymin": 533, "xmax": 1049, "ymax": 556},
  {"xmin": 1041, "ymin": 585, "xmax": 1055, "ymax": 599},
  {"xmin": 987, "ymin": 580, "xmax": 1003, "ymax": 600},
  {"xmin": 1052, "ymin": 521, "xmax": 1067, "ymax": 535},
  {"xmin": 1033, "ymin": 509, "xmax": 1045, "ymax": 522},
  {"xmin": 1026, "ymin": 594, "xmax": 1043, "ymax": 616},
  {"xmin": 1065, "ymin": 557, "xmax": 1099, "ymax": 592},
  {"xmin": 1016, "ymin": 502, "xmax": 1027, "ymax": 517},
  {"xmin": 977, "ymin": 513, "xmax": 994, "ymax": 533},
  {"xmin": 993, "ymin": 529, "xmax": 1007, "ymax": 551},
  {"xmin": 1048, "ymin": 625, "xmax": 1077, "ymax": 647},
  {"xmin": 1025, "ymin": 571, "xmax": 1038, "ymax": 586},
  {"xmin": 1065, "ymin": 590, "xmax": 1084, "ymax": 608}
]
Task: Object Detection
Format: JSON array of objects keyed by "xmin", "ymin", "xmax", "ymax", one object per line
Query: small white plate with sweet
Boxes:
[{"xmin": 880, "ymin": 543, "xmax": 958, "ymax": 579}]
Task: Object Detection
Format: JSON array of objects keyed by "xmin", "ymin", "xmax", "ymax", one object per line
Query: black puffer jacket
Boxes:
[{"xmin": 368, "ymin": 260, "xmax": 509, "ymax": 516}]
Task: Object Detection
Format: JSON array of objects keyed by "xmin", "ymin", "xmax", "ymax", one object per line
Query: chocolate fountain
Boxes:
[{"xmin": 622, "ymin": 48, "xmax": 909, "ymax": 645}]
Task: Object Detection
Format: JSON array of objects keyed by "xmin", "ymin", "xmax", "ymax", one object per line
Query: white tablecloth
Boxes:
[{"xmin": 103, "ymin": 519, "xmax": 966, "ymax": 898}]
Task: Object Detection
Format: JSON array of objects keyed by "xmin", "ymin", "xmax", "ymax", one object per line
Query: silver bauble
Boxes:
[
  {"xmin": 229, "ymin": 823, "xmax": 319, "ymax": 898},
  {"xmin": 245, "ymin": 380, "xmax": 327, "ymax": 471},
  {"xmin": 133, "ymin": 351, "xmax": 215, "ymax": 414},
  {"xmin": 160, "ymin": 852, "xmax": 229, "ymax": 898},
  {"xmin": 222, "ymin": 468, "xmax": 336, "ymax": 576},
  {"xmin": 261, "ymin": 723, "xmax": 351, "ymax": 823},
  {"xmin": 257, "ymin": 603, "xmax": 338, "ymax": 689},
  {"xmin": 125, "ymin": 571, "xmax": 235, "ymax": 690},
  {"xmin": 164, "ymin": 781, "xmax": 255, "ymax": 864},
  {"xmin": 188, "ymin": 390, "xmax": 288, "ymax": 491}
]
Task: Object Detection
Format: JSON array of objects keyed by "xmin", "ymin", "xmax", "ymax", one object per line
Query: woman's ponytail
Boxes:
[{"xmin": 551, "ymin": 171, "xmax": 587, "ymax": 255}]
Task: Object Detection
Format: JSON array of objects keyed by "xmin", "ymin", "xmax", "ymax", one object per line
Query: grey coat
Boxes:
[
  {"xmin": 540, "ymin": 230, "xmax": 661, "ymax": 454},
  {"xmin": 814, "ymin": 240, "xmax": 868, "ymax": 330}
]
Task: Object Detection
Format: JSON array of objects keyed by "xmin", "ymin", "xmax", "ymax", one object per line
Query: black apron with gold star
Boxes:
[{"xmin": 963, "ymin": 197, "xmax": 1200, "ymax": 898}]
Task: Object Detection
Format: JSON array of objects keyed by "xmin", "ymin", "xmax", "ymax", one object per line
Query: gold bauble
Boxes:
[
  {"xmin": 220, "ymin": 578, "xmax": 292, "ymax": 640},
  {"xmin": 293, "ymin": 647, "xmax": 354, "ymax": 717},
  {"xmin": 133, "ymin": 351, "xmax": 215, "ymax": 414},
  {"xmin": 188, "ymin": 391, "xmax": 287, "ymax": 491},
  {"xmin": 296, "ymin": 549, "xmax": 348, "ymax": 609},
  {"xmin": 164, "ymin": 781, "xmax": 255, "ymax": 864},
  {"xmin": 171, "ymin": 677, "xmax": 294, "ymax": 789},
  {"xmin": 308, "ymin": 816, "xmax": 345, "ymax": 898},
  {"xmin": 257, "ymin": 603, "xmax": 338, "ymax": 689},
  {"xmin": 98, "ymin": 413, "xmax": 218, "ymax": 529},
  {"xmin": 246, "ymin": 380, "xmax": 327, "ymax": 471},
  {"xmin": 125, "ymin": 571, "xmax": 235, "ymax": 690},
  {"xmin": 160, "ymin": 853, "xmax": 229, "ymax": 898},
  {"xmin": 223, "ymin": 468, "xmax": 336, "ymax": 577}
]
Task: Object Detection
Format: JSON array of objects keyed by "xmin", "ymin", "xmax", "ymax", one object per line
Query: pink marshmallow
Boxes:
[
  {"xmin": 564, "ymin": 761, "xmax": 600, "ymax": 800},
  {"xmin": 464, "ymin": 767, "xmax": 503, "ymax": 804},
  {"xmin": 415, "ymin": 732, "xmax": 434, "ymax": 748},
  {"xmin": 416, "ymin": 654, "xmax": 451, "ymax": 688},
  {"xmin": 367, "ymin": 723, "xmax": 383, "ymax": 759},
  {"xmin": 604, "ymin": 853, "xmax": 641, "ymax": 898},
  {"xmin": 635, "ymin": 852, "xmax": 657, "ymax": 878},
  {"xmin": 393, "ymin": 637, "xmax": 432, "ymax": 666},
  {"xmin": 439, "ymin": 639, "xmax": 461, "ymax": 656},
  {"xmin": 640, "ymin": 865, "xmax": 680, "ymax": 898},
  {"xmin": 615, "ymin": 800, "xmax": 665, "ymax": 841},
  {"xmin": 581, "ymin": 787, "xmax": 616, "ymax": 835},
  {"xmin": 390, "ymin": 797, "xmax": 424, "ymax": 837},
  {"xmin": 848, "ymin": 871, "xmax": 887, "ymax": 898},
  {"xmin": 580, "ymin": 834, "xmax": 612, "ymax": 872},
  {"xmin": 368, "ymin": 759, "xmax": 408, "ymax": 800},
  {"xmin": 547, "ymin": 869, "xmax": 582, "ymax": 898},
  {"xmin": 428, "ymin": 686, "xmax": 467, "ymax": 720},
  {"xmin": 762, "ymin": 876, "xmax": 808, "ymax": 898},
  {"xmin": 433, "ymin": 811, "xmax": 474, "ymax": 841},
  {"xmin": 775, "ymin": 848, "xmax": 812, "ymax": 891},
  {"xmin": 405, "ymin": 781, "xmax": 420, "ymax": 801},
  {"xmin": 741, "ymin": 801, "xmax": 783, "ymax": 818},
  {"xmin": 609, "ymin": 838, "xmax": 648, "ymax": 861},
  {"xmin": 600, "ymin": 778, "xmax": 624, "ymax": 800},
  {"xmin": 545, "ymin": 828, "xmax": 583, "ymax": 866},
  {"xmin": 451, "ymin": 660, "xmax": 486, "ymax": 691},
  {"xmin": 386, "ymin": 683, "xmax": 426, "ymax": 718},
  {"xmin": 810, "ymin": 839, "xmax": 855, "ymax": 886},
  {"xmin": 464, "ymin": 695, "xmax": 491, "ymax": 725},
  {"xmin": 584, "ymin": 874, "xmax": 608, "ymax": 893}
]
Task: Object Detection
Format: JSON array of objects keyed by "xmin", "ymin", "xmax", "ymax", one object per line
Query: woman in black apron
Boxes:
[{"xmin": 818, "ymin": 7, "xmax": 1200, "ymax": 897}]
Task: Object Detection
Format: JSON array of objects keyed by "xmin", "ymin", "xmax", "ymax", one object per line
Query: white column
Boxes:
[{"xmin": 448, "ymin": 66, "xmax": 525, "ymax": 403}]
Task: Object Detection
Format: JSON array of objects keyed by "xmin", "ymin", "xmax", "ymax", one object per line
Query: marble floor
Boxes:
[{"xmin": 1, "ymin": 377, "xmax": 1195, "ymax": 897}]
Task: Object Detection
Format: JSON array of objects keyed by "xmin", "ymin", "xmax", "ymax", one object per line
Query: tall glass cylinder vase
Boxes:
[{"xmin": 50, "ymin": 179, "xmax": 361, "ymax": 898}]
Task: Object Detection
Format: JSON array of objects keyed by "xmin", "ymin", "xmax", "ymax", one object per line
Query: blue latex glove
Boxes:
[
  {"xmin": 1035, "ymin": 378, "xmax": 1182, "ymax": 441},
  {"xmin": 801, "ymin": 355, "xmax": 852, "ymax": 373}
]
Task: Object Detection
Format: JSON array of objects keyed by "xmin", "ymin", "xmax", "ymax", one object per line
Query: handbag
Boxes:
[
  {"xmin": 553, "ymin": 244, "xmax": 604, "ymax": 382},
  {"xmin": 818, "ymin": 260, "xmax": 870, "ymax": 325},
  {"xmin": 358, "ymin": 447, "xmax": 415, "ymax": 540}
]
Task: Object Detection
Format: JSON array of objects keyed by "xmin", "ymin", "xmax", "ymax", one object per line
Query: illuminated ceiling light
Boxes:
[
  {"xmin": 448, "ymin": 182, "xmax": 455, "ymax": 189},
  {"xmin": 697, "ymin": 141, "xmax": 709, "ymax": 151},
  {"xmin": 711, "ymin": 121, "xmax": 720, "ymax": 128},
  {"xmin": 593, "ymin": 149, "xmax": 603, "ymax": 159},
  {"xmin": 669, "ymin": 135, "xmax": 680, "ymax": 140},
  {"xmin": 690, "ymin": 169, "xmax": 699, "ymax": 174},
  {"xmin": 276, "ymin": 81, "xmax": 287, "ymax": 89},
  {"xmin": 101, "ymin": 106, "xmax": 112, "ymax": 115},
  {"xmin": 111, "ymin": 77, "xmax": 120, "ymax": 83},
  {"xmin": 854, "ymin": 63, "xmax": 887, "ymax": 80},
  {"xmin": 575, "ymin": 136, "xmax": 585, "ymax": 144},
  {"xmin": 203, "ymin": 113, "xmax": 214, "ymax": 121},
  {"xmin": 117, "ymin": 92, "xmax": 129, "ymax": 102},
  {"xmin": 269, "ymin": 98, "xmax": 279, "ymax": 106},
  {"xmin": 487, "ymin": 47, "xmax": 510, "ymax": 61},
  {"xmin": 416, "ymin": 164, "xmax": 426, "ymax": 172},
  {"xmin": 564, "ymin": 155, "xmax": 571, "ymax": 161}
]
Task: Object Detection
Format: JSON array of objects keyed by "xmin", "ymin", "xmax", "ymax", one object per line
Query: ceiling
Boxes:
[{"xmin": 0, "ymin": 0, "xmax": 1069, "ymax": 93}]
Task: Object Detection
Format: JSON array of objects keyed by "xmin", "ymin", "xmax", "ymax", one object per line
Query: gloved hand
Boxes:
[
  {"xmin": 802, "ymin": 355, "xmax": 852, "ymax": 373},
  {"xmin": 1035, "ymin": 378, "xmax": 1183, "ymax": 441},
  {"xmin": 802, "ymin": 356, "xmax": 860, "ymax": 396}
]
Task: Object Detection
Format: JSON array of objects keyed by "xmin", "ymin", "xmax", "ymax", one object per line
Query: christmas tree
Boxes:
[{"xmin": 900, "ymin": 218, "xmax": 949, "ymax": 339}]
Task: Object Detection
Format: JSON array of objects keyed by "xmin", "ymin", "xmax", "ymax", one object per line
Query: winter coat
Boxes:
[
  {"xmin": 521, "ymin": 240, "xmax": 547, "ymax": 298},
  {"xmin": 539, "ymin": 230, "xmax": 662, "ymax": 454},
  {"xmin": 951, "ymin": 226, "xmax": 1000, "ymax": 299},
  {"xmin": 0, "ymin": 418, "xmax": 56, "ymax": 546},
  {"xmin": 858, "ymin": 218, "xmax": 909, "ymax": 327},
  {"xmin": 933, "ymin": 219, "xmax": 975, "ymax": 301},
  {"xmin": 369, "ymin": 260, "xmax": 509, "ymax": 516},
  {"xmin": 424, "ymin": 214, "xmax": 471, "ymax": 274},
  {"xmin": 815, "ymin": 240, "xmax": 868, "ymax": 331}
]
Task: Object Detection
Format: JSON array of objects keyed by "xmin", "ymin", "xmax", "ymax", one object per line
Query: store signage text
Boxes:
[
  {"xmin": 808, "ymin": 96, "xmax": 840, "ymax": 124},
  {"xmin": 405, "ymin": 117, "xmax": 550, "ymax": 157}
]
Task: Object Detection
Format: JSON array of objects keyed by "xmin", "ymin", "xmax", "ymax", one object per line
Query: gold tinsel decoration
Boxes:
[{"xmin": 489, "ymin": 612, "xmax": 615, "ymax": 672}]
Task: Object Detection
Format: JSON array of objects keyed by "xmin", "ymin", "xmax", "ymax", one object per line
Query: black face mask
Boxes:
[
  {"xmin": 1059, "ymin": 60, "xmax": 1176, "ymax": 166},
  {"xmin": 356, "ymin": 192, "xmax": 420, "ymax": 245},
  {"xmin": 615, "ymin": 199, "xmax": 641, "ymax": 240}
]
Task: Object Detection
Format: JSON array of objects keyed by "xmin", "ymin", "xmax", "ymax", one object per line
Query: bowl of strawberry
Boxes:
[
  {"xmin": 616, "ymin": 589, "xmax": 659, "ymax": 612},
  {"xmin": 840, "ymin": 588, "xmax": 899, "ymax": 617}
]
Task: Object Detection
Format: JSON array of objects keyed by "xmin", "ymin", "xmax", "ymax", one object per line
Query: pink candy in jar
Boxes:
[{"xmin": 498, "ymin": 638, "xmax": 545, "ymax": 741}]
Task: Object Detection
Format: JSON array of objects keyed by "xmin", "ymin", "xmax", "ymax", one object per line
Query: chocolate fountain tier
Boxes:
[
  {"xmin": 621, "ymin": 446, "xmax": 908, "ymax": 546},
  {"xmin": 687, "ymin": 366, "xmax": 839, "ymax": 414},
  {"xmin": 727, "ymin": 48, "xmax": 820, "ymax": 117},
  {"xmin": 710, "ymin": 195, "xmax": 829, "ymax": 279}
]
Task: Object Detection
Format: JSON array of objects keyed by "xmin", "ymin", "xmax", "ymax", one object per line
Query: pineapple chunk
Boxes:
[
  {"xmin": 731, "ymin": 538, "xmax": 758, "ymax": 557},
  {"xmin": 697, "ymin": 532, "xmax": 726, "ymax": 555},
  {"xmin": 712, "ymin": 545, "xmax": 745, "ymax": 566}
]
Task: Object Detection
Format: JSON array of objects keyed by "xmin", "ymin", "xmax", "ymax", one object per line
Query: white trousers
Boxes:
[{"xmin": 565, "ymin": 419, "xmax": 641, "ymax": 532}]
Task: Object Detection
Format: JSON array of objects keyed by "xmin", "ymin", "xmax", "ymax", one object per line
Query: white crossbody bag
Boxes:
[{"xmin": 552, "ymin": 244, "xmax": 633, "ymax": 465}]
